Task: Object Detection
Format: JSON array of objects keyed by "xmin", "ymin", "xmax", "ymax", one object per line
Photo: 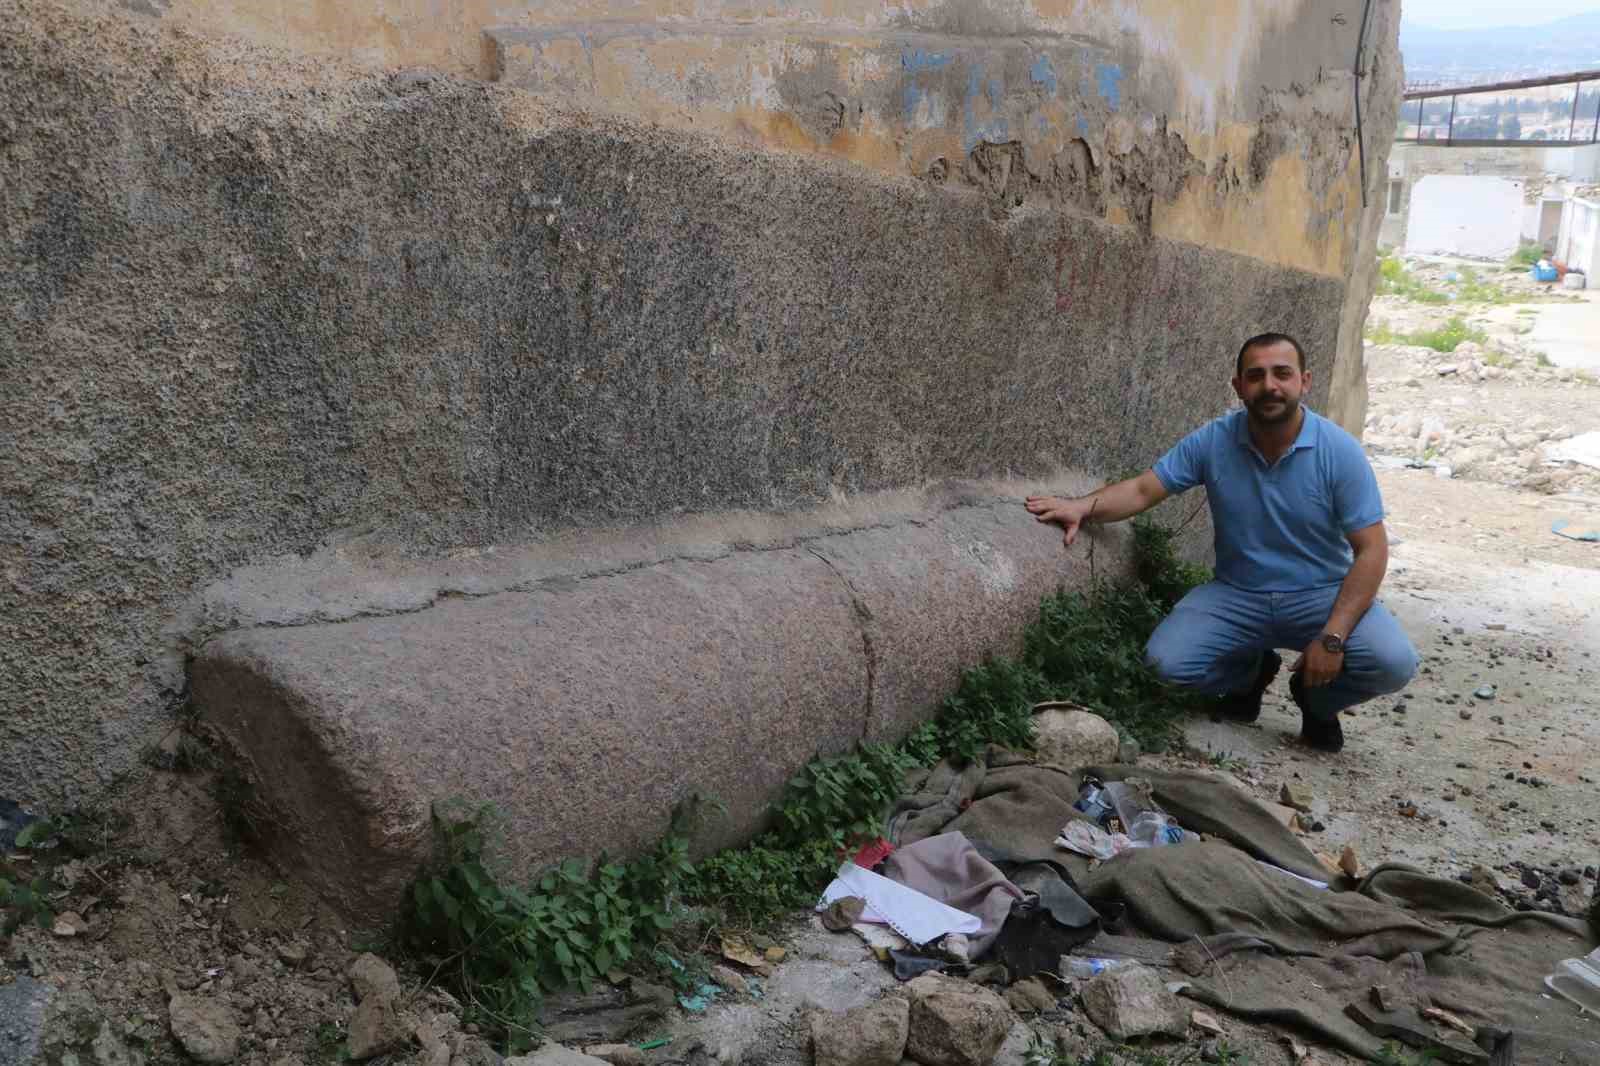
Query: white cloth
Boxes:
[
  {"xmin": 1548, "ymin": 430, "xmax": 1600, "ymax": 471},
  {"xmin": 817, "ymin": 861, "xmax": 981, "ymax": 946}
]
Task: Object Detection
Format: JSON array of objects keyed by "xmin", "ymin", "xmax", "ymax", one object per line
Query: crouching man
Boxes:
[{"xmin": 1025, "ymin": 332, "xmax": 1417, "ymax": 752}]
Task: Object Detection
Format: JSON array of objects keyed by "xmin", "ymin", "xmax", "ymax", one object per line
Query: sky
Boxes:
[{"xmin": 1401, "ymin": 0, "xmax": 1600, "ymax": 29}]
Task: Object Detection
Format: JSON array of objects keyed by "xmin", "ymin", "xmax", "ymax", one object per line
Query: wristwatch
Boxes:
[{"xmin": 1320, "ymin": 632, "xmax": 1346, "ymax": 654}]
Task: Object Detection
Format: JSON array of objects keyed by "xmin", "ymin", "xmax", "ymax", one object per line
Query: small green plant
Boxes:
[
  {"xmin": 313, "ymin": 1020, "xmax": 350, "ymax": 1064},
  {"xmin": 1367, "ymin": 313, "xmax": 1495, "ymax": 348},
  {"xmin": 1451, "ymin": 267, "xmax": 1515, "ymax": 305},
  {"xmin": 1376, "ymin": 255, "xmax": 1449, "ymax": 304},
  {"xmin": 11, "ymin": 806, "xmax": 126, "ymax": 857},
  {"xmin": 1210, "ymin": 1043, "xmax": 1247, "ymax": 1065},
  {"xmin": 1203, "ymin": 748, "xmax": 1247, "ymax": 774},
  {"xmin": 141, "ymin": 732, "xmax": 218, "ymax": 773},
  {"xmin": 1535, "ymin": 351, "xmax": 1554, "ymax": 367},
  {"xmin": 1374, "ymin": 1043, "xmax": 1437, "ymax": 1065},
  {"xmin": 215, "ymin": 766, "xmax": 273, "ymax": 845},
  {"xmin": 400, "ymin": 803, "xmax": 695, "ymax": 1051},
  {"xmin": 1364, "ymin": 318, "xmax": 1401, "ymax": 345},
  {"xmin": 1509, "ymin": 241, "xmax": 1543, "ymax": 268},
  {"xmin": 0, "ymin": 873, "xmax": 55, "ymax": 932}
]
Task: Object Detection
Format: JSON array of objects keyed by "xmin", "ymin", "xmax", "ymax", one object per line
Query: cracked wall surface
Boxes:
[{"xmin": 4, "ymin": 0, "xmax": 1398, "ymax": 818}]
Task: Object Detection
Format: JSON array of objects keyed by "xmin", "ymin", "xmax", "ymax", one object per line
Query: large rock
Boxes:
[
  {"xmin": 193, "ymin": 502, "xmax": 1094, "ymax": 922},
  {"xmin": 904, "ymin": 974, "xmax": 1012, "ymax": 1066},
  {"xmin": 347, "ymin": 998, "xmax": 409, "ymax": 1060},
  {"xmin": 1080, "ymin": 964, "xmax": 1188, "ymax": 1040},
  {"xmin": 811, "ymin": 997, "xmax": 910, "ymax": 1066},
  {"xmin": 1032, "ymin": 708, "xmax": 1120, "ymax": 770},
  {"xmin": 348, "ymin": 954, "xmax": 401, "ymax": 1006},
  {"xmin": 168, "ymin": 995, "xmax": 242, "ymax": 1065}
]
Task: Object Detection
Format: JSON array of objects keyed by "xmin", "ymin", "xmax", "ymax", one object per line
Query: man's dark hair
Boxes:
[{"xmin": 1236, "ymin": 332, "xmax": 1307, "ymax": 375}]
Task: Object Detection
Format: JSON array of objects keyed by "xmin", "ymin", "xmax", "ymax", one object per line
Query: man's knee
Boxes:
[
  {"xmin": 1367, "ymin": 638, "xmax": 1419, "ymax": 693},
  {"xmin": 1144, "ymin": 631, "xmax": 1203, "ymax": 687}
]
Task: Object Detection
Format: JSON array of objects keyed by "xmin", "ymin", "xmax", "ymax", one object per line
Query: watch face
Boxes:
[{"xmin": 1322, "ymin": 634, "xmax": 1343, "ymax": 653}]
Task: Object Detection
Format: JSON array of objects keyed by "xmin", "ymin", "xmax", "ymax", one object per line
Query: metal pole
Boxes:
[
  {"xmin": 1416, "ymin": 97, "xmax": 1424, "ymax": 139},
  {"xmin": 1591, "ymin": 81, "xmax": 1599, "ymax": 144},
  {"xmin": 1570, "ymin": 80, "xmax": 1581, "ymax": 142},
  {"xmin": 1447, "ymin": 95, "xmax": 1457, "ymax": 144},
  {"xmin": 1353, "ymin": 0, "xmax": 1374, "ymax": 204}
]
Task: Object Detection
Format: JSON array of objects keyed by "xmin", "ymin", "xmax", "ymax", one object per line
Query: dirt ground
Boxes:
[{"xmin": 6, "ymin": 265, "xmax": 1600, "ymax": 1066}]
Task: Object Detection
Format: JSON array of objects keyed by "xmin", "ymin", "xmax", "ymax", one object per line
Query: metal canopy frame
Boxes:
[{"xmin": 1397, "ymin": 70, "xmax": 1600, "ymax": 146}]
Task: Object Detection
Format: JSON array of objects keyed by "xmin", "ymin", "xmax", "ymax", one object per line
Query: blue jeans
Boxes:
[{"xmin": 1144, "ymin": 582, "xmax": 1418, "ymax": 720}]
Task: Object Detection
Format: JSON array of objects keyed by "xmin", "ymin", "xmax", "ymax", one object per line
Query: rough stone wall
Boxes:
[{"xmin": 3, "ymin": 0, "xmax": 1398, "ymax": 813}]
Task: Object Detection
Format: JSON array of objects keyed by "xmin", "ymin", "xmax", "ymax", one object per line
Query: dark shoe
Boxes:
[
  {"xmin": 1215, "ymin": 651, "xmax": 1282, "ymax": 723},
  {"xmin": 1291, "ymin": 672, "xmax": 1345, "ymax": 753}
]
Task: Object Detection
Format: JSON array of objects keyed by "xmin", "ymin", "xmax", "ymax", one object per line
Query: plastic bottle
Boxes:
[
  {"xmin": 1062, "ymin": 957, "xmax": 1136, "ymax": 979},
  {"xmin": 1545, "ymin": 946, "xmax": 1600, "ymax": 1015},
  {"xmin": 1073, "ymin": 780, "xmax": 1115, "ymax": 827},
  {"xmin": 1124, "ymin": 810, "xmax": 1179, "ymax": 848}
]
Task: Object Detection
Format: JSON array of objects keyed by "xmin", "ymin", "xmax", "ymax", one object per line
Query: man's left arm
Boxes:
[{"xmin": 1297, "ymin": 522, "xmax": 1387, "ymax": 687}]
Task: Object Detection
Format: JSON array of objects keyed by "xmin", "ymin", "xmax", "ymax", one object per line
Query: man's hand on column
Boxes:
[{"xmin": 1025, "ymin": 495, "xmax": 1094, "ymax": 546}]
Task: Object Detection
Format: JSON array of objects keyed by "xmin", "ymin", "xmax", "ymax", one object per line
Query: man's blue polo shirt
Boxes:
[{"xmin": 1152, "ymin": 407, "xmax": 1384, "ymax": 592}]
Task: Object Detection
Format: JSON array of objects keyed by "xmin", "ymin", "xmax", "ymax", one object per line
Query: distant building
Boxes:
[{"xmin": 1384, "ymin": 72, "xmax": 1600, "ymax": 272}]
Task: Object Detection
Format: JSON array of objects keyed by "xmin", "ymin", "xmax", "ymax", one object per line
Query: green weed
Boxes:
[
  {"xmin": 0, "ymin": 872, "xmax": 56, "ymax": 933},
  {"xmin": 1204, "ymin": 748, "xmax": 1247, "ymax": 774},
  {"xmin": 400, "ymin": 803, "xmax": 695, "ymax": 1052},
  {"xmin": 215, "ymin": 766, "xmax": 275, "ymax": 846},
  {"xmin": 1364, "ymin": 319, "xmax": 1401, "ymax": 345},
  {"xmin": 1376, "ymin": 255, "xmax": 1449, "ymax": 304},
  {"xmin": 10, "ymin": 806, "xmax": 126, "ymax": 858},
  {"xmin": 1509, "ymin": 241, "xmax": 1543, "ymax": 268},
  {"xmin": 1370, "ymin": 315, "xmax": 1489, "ymax": 353},
  {"xmin": 312, "ymin": 1020, "xmax": 351, "ymax": 1064},
  {"xmin": 141, "ymin": 732, "xmax": 218, "ymax": 773},
  {"xmin": 1374, "ymin": 1043, "xmax": 1437, "ymax": 1065},
  {"xmin": 1535, "ymin": 351, "xmax": 1554, "ymax": 367}
]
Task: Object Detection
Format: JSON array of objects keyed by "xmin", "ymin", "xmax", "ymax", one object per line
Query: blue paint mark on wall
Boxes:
[
  {"xmin": 1029, "ymin": 54, "xmax": 1058, "ymax": 95},
  {"xmin": 904, "ymin": 84, "xmax": 925, "ymax": 120},
  {"xmin": 962, "ymin": 64, "xmax": 1010, "ymax": 150},
  {"xmin": 902, "ymin": 48, "xmax": 953, "ymax": 121},
  {"xmin": 902, "ymin": 48, "xmax": 953, "ymax": 72},
  {"xmin": 1094, "ymin": 63, "xmax": 1123, "ymax": 109}
]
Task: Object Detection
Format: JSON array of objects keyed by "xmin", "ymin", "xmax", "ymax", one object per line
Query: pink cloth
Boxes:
[{"xmin": 880, "ymin": 831, "xmax": 1025, "ymax": 957}]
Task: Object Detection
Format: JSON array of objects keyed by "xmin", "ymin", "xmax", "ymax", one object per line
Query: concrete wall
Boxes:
[
  {"xmin": 2, "ymin": 0, "xmax": 1401, "ymax": 849},
  {"xmin": 1403, "ymin": 175, "xmax": 1527, "ymax": 259},
  {"xmin": 1381, "ymin": 141, "xmax": 1600, "ymax": 252},
  {"xmin": 1559, "ymin": 196, "xmax": 1600, "ymax": 276}
]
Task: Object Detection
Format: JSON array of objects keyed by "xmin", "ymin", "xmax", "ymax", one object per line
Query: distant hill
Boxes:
[{"xmin": 1401, "ymin": 11, "xmax": 1600, "ymax": 87}]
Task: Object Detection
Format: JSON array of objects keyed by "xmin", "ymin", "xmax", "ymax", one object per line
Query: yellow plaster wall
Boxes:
[{"xmin": 122, "ymin": 0, "xmax": 1371, "ymax": 281}]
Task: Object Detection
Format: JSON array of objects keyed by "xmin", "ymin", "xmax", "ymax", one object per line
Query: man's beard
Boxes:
[{"xmin": 1247, "ymin": 393, "xmax": 1301, "ymax": 425}]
